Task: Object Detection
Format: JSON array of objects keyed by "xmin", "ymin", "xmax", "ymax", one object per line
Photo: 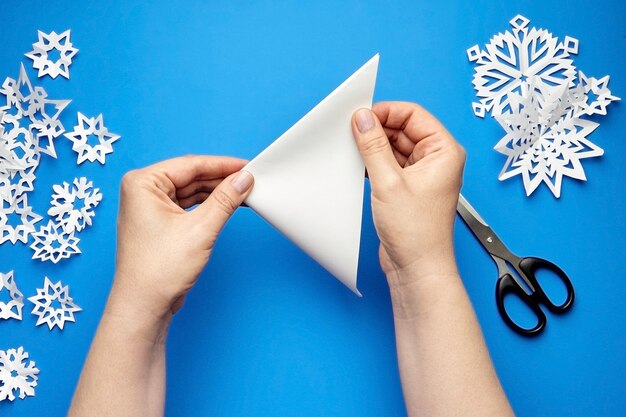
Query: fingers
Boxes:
[
  {"xmin": 191, "ymin": 170, "xmax": 255, "ymax": 235},
  {"xmin": 148, "ymin": 155, "xmax": 248, "ymax": 190},
  {"xmin": 351, "ymin": 108, "xmax": 400, "ymax": 181}
]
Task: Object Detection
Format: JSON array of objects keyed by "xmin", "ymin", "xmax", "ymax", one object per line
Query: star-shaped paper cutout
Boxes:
[
  {"xmin": 25, "ymin": 30, "xmax": 78, "ymax": 79},
  {"xmin": 28, "ymin": 276, "xmax": 81, "ymax": 330},
  {"xmin": 0, "ymin": 194, "xmax": 43, "ymax": 244},
  {"xmin": 0, "ymin": 271, "xmax": 24, "ymax": 321},
  {"xmin": 30, "ymin": 220, "xmax": 81, "ymax": 263},
  {"xmin": 0, "ymin": 347, "xmax": 39, "ymax": 401},
  {"xmin": 48, "ymin": 177, "xmax": 102, "ymax": 233},
  {"xmin": 575, "ymin": 71, "xmax": 621, "ymax": 116},
  {"xmin": 64, "ymin": 113, "xmax": 120, "ymax": 164}
]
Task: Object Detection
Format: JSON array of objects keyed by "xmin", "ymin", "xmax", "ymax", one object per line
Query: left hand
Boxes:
[{"xmin": 110, "ymin": 155, "xmax": 254, "ymax": 322}]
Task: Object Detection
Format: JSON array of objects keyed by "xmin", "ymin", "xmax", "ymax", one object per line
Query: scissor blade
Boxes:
[{"xmin": 457, "ymin": 194, "xmax": 488, "ymax": 227}]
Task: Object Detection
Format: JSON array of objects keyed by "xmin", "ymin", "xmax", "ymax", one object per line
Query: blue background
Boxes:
[{"xmin": 1, "ymin": 1, "xmax": 624, "ymax": 416}]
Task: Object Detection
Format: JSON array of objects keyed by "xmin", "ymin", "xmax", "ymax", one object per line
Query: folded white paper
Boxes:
[{"xmin": 244, "ymin": 54, "xmax": 379, "ymax": 295}]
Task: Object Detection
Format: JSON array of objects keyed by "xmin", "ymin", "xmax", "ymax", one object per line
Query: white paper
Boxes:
[
  {"xmin": 28, "ymin": 276, "xmax": 81, "ymax": 330},
  {"xmin": 468, "ymin": 15, "xmax": 619, "ymax": 197},
  {"xmin": 244, "ymin": 54, "xmax": 379, "ymax": 295},
  {"xmin": 30, "ymin": 220, "xmax": 81, "ymax": 263},
  {"xmin": 64, "ymin": 112, "xmax": 121, "ymax": 165},
  {"xmin": 25, "ymin": 30, "xmax": 78, "ymax": 79},
  {"xmin": 0, "ymin": 271, "xmax": 23, "ymax": 321},
  {"xmin": 48, "ymin": 177, "xmax": 102, "ymax": 233},
  {"xmin": 0, "ymin": 194, "xmax": 42, "ymax": 244},
  {"xmin": 0, "ymin": 347, "xmax": 39, "ymax": 401}
]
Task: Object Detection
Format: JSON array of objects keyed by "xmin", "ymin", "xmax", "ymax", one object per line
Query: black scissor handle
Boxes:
[
  {"xmin": 518, "ymin": 257, "xmax": 575, "ymax": 313},
  {"xmin": 496, "ymin": 273, "xmax": 547, "ymax": 336}
]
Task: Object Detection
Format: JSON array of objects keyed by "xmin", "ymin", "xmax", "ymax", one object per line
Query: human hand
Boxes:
[
  {"xmin": 109, "ymin": 155, "xmax": 254, "ymax": 322},
  {"xmin": 351, "ymin": 102, "xmax": 465, "ymax": 285}
]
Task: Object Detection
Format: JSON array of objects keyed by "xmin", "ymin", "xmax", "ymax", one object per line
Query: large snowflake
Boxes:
[
  {"xmin": 28, "ymin": 276, "xmax": 81, "ymax": 330},
  {"xmin": 48, "ymin": 177, "xmax": 102, "ymax": 233},
  {"xmin": 0, "ymin": 346, "xmax": 39, "ymax": 401},
  {"xmin": 468, "ymin": 15, "xmax": 619, "ymax": 197}
]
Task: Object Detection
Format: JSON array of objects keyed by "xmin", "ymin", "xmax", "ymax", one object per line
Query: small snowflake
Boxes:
[
  {"xmin": 25, "ymin": 30, "xmax": 78, "ymax": 79},
  {"xmin": 0, "ymin": 271, "xmax": 24, "ymax": 321},
  {"xmin": 64, "ymin": 113, "xmax": 120, "ymax": 164},
  {"xmin": 0, "ymin": 346, "xmax": 39, "ymax": 401},
  {"xmin": 48, "ymin": 177, "xmax": 102, "ymax": 233},
  {"xmin": 30, "ymin": 220, "xmax": 81, "ymax": 263},
  {"xmin": 28, "ymin": 276, "xmax": 81, "ymax": 330},
  {"xmin": 575, "ymin": 71, "xmax": 621, "ymax": 116},
  {"xmin": 0, "ymin": 194, "xmax": 43, "ymax": 244}
]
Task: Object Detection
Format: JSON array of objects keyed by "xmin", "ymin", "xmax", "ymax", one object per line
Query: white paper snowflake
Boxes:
[
  {"xmin": 0, "ymin": 346, "xmax": 39, "ymax": 401},
  {"xmin": 0, "ymin": 271, "xmax": 24, "ymax": 321},
  {"xmin": 64, "ymin": 112, "xmax": 120, "ymax": 164},
  {"xmin": 28, "ymin": 276, "xmax": 81, "ymax": 330},
  {"xmin": 30, "ymin": 220, "xmax": 81, "ymax": 263},
  {"xmin": 468, "ymin": 15, "xmax": 619, "ymax": 197},
  {"xmin": 0, "ymin": 194, "xmax": 42, "ymax": 244},
  {"xmin": 48, "ymin": 177, "xmax": 102, "ymax": 233},
  {"xmin": 25, "ymin": 30, "xmax": 78, "ymax": 79}
]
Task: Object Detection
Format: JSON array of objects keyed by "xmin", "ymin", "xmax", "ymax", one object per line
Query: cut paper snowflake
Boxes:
[
  {"xmin": 64, "ymin": 113, "xmax": 121, "ymax": 164},
  {"xmin": 28, "ymin": 277, "xmax": 81, "ymax": 330},
  {"xmin": 468, "ymin": 15, "xmax": 619, "ymax": 197},
  {"xmin": 30, "ymin": 220, "xmax": 81, "ymax": 263},
  {"xmin": 0, "ymin": 347, "xmax": 39, "ymax": 401},
  {"xmin": 0, "ymin": 194, "xmax": 42, "ymax": 244},
  {"xmin": 25, "ymin": 30, "xmax": 78, "ymax": 79},
  {"xmin": 48, "ymin": 177, "xmax": 102, "ymax": 233},
  {"xmin": 0, "ymin": 271, "xmax": 24, "ymax": 320}
]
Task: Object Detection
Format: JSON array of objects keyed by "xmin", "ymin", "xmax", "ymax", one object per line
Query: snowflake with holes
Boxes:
[
  {"xmin": 0, "ymin": 346, "xmax": 39, "ymax": 402},
  {"xmin": 25, "ymin": 30, "xmax": 78, "ymax": 79},
  {"xmin": 0, "ymin": 271, "xmax": 24, "ymax": 321},
  {"xmin": 48, "ymin": 177, "xmax": 102, "ymax": 233},
  {"xmin": 28, "ymin": 276, "xmax": 81, "ymax": 330},
  {"xmin": 30, "ymin": 220, "xmax": 81, "ymax": 263},
  {"xmin": 64, "ymin": 112, "xmax": 121, "ymax": 164},
  {"xmin": 468, "ymin": 15, "xmax": 619, "ymax": 197}
]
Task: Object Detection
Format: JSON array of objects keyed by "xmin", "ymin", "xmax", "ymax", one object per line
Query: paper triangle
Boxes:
[{"xmin": 244, "ymin": 54, "xmax": 379, "ymax": 296}]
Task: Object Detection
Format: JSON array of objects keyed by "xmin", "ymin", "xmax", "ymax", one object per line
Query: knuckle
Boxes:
[
  {"xmin": 212, "ymin": 189, "xmax": 238, "ymax": 214},
  {"xmin": 121, "ymin": 170, "xmax": 140, "ymax": 190},
  {"xmin": 359, "ymin": 132, "xmax": 389, "ymax": 156}
]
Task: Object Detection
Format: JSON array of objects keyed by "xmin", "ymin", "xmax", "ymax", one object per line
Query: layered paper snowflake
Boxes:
[
  {"xmin": 0, "ymin": 271, "xmax": 24, "ymax": 320},
  {"xmin": 468, "ymin": 15, "xmax": 619, "ymax": 197},
  {"xmin": 0, "ymin": 346, "xmax": 39, "ymax": 402},
  {"xmin": 0, "ymin": 194, "xmax": 42, "ymax": 244},
  {"xmin": 28, "ymin": 276, "xmax": 81, "ymax": 330},
  {"xmin": 48, "ymin": 177, "xmax": 102, "ymax": 233},
  {"xmin": 64, "ymin": 112, "xmax": 121, "ymax": 164},
  {"xmin": 25, "ymin": 30, "xmax": 78, "ymax": 79},
  {"xmin": 30, "ymin": 220, "xmax": 81, "ymax": 263}
]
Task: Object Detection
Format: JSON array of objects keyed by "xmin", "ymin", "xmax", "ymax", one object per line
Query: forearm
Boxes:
[
  {"xmin": 68, "ymin": 279, "xmax": 171, "ymax": 417},
  {"xmin": 388, "ymin": 256, "xmax": 514, "ymax": 417}
]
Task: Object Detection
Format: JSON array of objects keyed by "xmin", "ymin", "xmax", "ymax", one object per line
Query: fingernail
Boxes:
[
  {"xmin": 356, "ymin": 109, "xmax": 375, "ymax": 133},
  {"xmin": 232, "ymin": 170, "xmax": 254, "ymax": 193}
]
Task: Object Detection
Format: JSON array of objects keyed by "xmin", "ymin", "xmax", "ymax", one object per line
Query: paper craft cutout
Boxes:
[
  {"xmin": 244, "ymin": 54, "xmax": 379, "ymax": 295},
  {"xmin": 64, "ymin": 112, "xmax": 121, "ymax": 164},
  {"xmin": 468, "ymin": 15, "xmax": 619, "ymax": 197},
  {"xmin": 48, "ymin": 177, "xmax": 102, "ymax": 233},
  {"xmin": 25, "ymin": 30, "xmax": 78, "ymax": 79},
  {"xmin": 0, "ymin": 347, "xmax": 39, "ymax": 401},
  {"xmin": 0, "ymin": 271, "xmax": 24, "ymax": 320},
  {"xmin": 0, "ymin": 194, "xmax": 42, "ymax": 244},
  {"xmin": 30, "ymin": 220, "xmax": 81, "ymax": 263},
  {"xmin": 28, "ymin": 276, "xmax": 81, "ymax": 330}
]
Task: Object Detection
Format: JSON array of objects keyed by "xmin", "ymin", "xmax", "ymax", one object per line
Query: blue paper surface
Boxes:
[{"xmin": 1, "ymin": 1, "xmax": 624, "ymax": 416}]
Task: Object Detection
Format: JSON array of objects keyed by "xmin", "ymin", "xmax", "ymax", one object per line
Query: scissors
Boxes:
[{"xmin": 456, "ymin": 194, "xmax": 575, "ymax": 336}]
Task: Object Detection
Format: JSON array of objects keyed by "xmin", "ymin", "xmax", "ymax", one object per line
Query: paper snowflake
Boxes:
[
  {"xmin": 48, "ymin": 177, "xmax": 102, "ymax": 233},
  {"xmin": 0, "ymin": 347, "xmax": 39, "ymax": 401},
  {"xmin": 30, "ymin": 220, "xmax": 81, "ymax": 263},
  {"xmin": 468, "ymin": 15, "xmax": 619, "ymax": 197},
  {"xmin": 25, "ymin": 30, "xmax": 78, "ymax": 79},
  {"xmin": 0, "ymin": 271, "xmax": 24, "ymax": 321},
  {"xmin": 28, "ymin": 277, "xmax": 81, "ymax": 330},
  {"xmin": 0, "ymin": 194, "xmax": 42, "ymax": 244},
  {"xmin": 64, "ymin": 112, "xmax": 121, "ymax": 164}
]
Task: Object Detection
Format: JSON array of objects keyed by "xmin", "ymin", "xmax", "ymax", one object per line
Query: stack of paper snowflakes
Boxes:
[
  {"xmin": 467, "ymin": 15, "xmax": 619, "ymax": 197},
  {"xmin": 1, "ymin": 29, "xmax": 118, "ymax": 403}
]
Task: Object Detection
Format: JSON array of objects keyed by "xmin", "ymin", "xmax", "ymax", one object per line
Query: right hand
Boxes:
[{"xmin": 351, "ymin": 102, "xmax": 465, "ymax": 285}]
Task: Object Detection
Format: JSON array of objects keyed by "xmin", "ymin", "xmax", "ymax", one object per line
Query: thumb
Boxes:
[
  {"xmin": 193, "ymin": 170, "xmax": 254, "ymax": 235},
  {"xmin": 351, "ymin": 108, "xmax": 400, "ymax": 181}
]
